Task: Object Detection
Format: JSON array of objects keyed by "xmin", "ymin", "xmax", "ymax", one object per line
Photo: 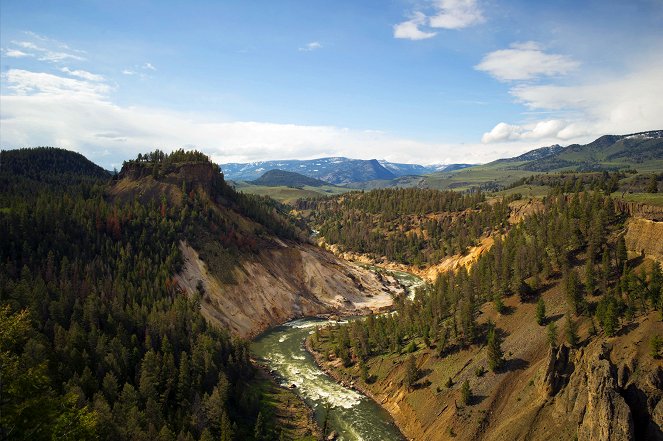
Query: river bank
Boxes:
[
  {"xmin": 304, "ymin": 336, "xmax": 410, "ymax": 441},
  {"xmin": 253, "ymin": 362, "xmax": 322, "ymax": 440}
]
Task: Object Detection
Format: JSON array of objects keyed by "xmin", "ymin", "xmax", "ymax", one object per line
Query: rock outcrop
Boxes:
[
  {"xmin": 624, "ymin": 218, "xmax": 663, "ymax": 262},
  {"xmin": 614, "ymin": 199, "xmax": 663, "ymax": 221},
  {"xmin": 540, "ymin": 344, "xmax": 573, "ymax": 397},
  {"xmin": 575, "ymin": 346, "xmax": 634, "ymax": 441}
]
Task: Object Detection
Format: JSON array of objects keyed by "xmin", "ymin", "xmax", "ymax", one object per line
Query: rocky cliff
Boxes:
[{"xmin": 625, "ymin": 218, "xmax": 663, "ymax": 262}]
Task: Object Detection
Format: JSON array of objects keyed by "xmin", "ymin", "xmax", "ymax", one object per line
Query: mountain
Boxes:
[
  {"xmin": 514, "ymin": 130, "xmax": 663, "ymax": 172},
  {"xmin": 378, "ymin": 160, "xmax": 473, "ymax": 176},
  {"xmin": 502, "ymin": 144, "xmax": 564, "ymax": 162},
  {"xmin": 0, "ymin": 146, "xmax": 110, "ymax": 181},
  {"xmin": 415, "ymin": 131, "xmax": 663, "ymax": 192},
  {"xmin": 221, "ymin": 157, "xmax": 396, "ymax": 184},
  {"xmin": 250, "ymin": 169, "xmax": 330, "ymax": 187},
  {"xmin": 221, "ymin": 157, "xmax": 474, "ymax": 185}
]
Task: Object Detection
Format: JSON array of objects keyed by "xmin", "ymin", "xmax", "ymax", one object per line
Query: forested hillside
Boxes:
[
  {"xmin": 0, "ymin": 148, "xmax": 314, "ymax": 441},
  {"xmin": 309, "ymin": 189, "xmax": 663, "ymax": 440},
  {"xmin": 297, "ymin": 189, "xmax": 515, "ymax": 266}
]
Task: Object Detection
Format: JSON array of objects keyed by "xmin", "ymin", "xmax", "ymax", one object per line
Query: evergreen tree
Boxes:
[
  {"xmin": 254, "ymin": 411, "xmax": 266, "ymax": 441},
  {"xmin": 486, "ymin": 323, "xmax": 504, "ymax": 372},
  {"xmin": 565, "ymin": 315, "xmax": 579, "ymax": 348},
  {"xmin": 616, "ymin": 236, "xmax": 628, "ymax": 272},
  {"xmin": 404, "ymin": 355, "xmax": 419, "ymax": 390},
  {"xmin": 460, "ymin": 380, "xmax": 472, "ymax": 405},
  {"xmin": 647, "ymin": 174, "xmax": 659, "ymax": 193},
  {"xmin": 536, "ymin": 297, "xmax": 546, "ymax": 326},
  {"xmin": 565, "ymin": 270, "xmax": 584, "ymax": 315}
]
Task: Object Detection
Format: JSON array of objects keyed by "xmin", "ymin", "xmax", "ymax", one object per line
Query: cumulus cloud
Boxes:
[
  {"xmin": 143, "ymin": 62, "xmax": 156, "ymax": 71},
  {"xmin": 475, "ymin": 42, "xmax": 579, "ymax": 81},
  {"xmin": 429, "ymin": 0, "xmax": 485, "ymax": 29},
  {"xmin": 481, "ymin": 120, "xmax": 574, "ymax": 143},
  {"xmin": 481, "ymin": 60, "xmax": 663, "ymax": 143},
  {"xmin": 394, "ymin": 12, "xmax": 437, "ymax": 40},
  {"xmin": 394, "ymin": 0, "xmax": 484, "ymax": 40},
  {"xmin": 298, "ymin": 41, "xmax": 323, "ymax": 52}
]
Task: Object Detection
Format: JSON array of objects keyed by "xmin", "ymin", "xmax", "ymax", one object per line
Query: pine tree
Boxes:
[
  {"xmin": 604, "ymin": 301, "xmax": 618, "ymax": 337},
  {"xmin": 536, "ymin": 297, "xmax": 546, "ymax": 326},
  {"xmin": 647, "ymin": 174, "xmax": 658, "ymax": 194},
  {"xmin": 460, "ymin": 380, "xmax": 472, "ymax": 405},
  {"xmin": 486, "ymin": 323, "xmax": 504, "ymax": 372},
  {"xmin": 254, "ymin": 411, "xmax": 266, "ymax": 441},
  {"xmin": 616, "ymin": 236, "xmax": 628, "ymax": 272},
  {"xmin": 404, "ymin": 355, "xmax": 419, "ymax": 390},
  {"xmin": 565, "ymin": 315, "xmax": 579, "ymax": 348}
]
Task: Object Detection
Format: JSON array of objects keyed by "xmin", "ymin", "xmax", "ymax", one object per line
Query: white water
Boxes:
[{"xmin": 251, "ymin": 318, "xmax": 404, "ymax": 440}]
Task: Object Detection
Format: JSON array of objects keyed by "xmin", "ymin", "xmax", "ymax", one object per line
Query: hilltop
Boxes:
[
  {"xmin": 251, "ymin": 169, "xmax": 330, "ymax": 187},
  {"xmin": 105, "ymin": 149, "xmax": 397, "ymax": 337}
]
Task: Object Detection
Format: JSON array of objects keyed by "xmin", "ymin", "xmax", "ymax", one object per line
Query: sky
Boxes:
[{"xmin": 1, "ymin": 0, "xmax": 663, "ymax": 169}]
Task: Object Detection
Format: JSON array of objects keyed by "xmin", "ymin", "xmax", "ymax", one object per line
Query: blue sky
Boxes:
[{"xmin": 2, "ymin": 0, "xmax": 663, "ymax": 168}]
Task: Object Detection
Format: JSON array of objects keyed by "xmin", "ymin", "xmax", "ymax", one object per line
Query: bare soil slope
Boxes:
[{"xmin": 176, "ymin": 240, "xmax": 398, "ymax": 339}]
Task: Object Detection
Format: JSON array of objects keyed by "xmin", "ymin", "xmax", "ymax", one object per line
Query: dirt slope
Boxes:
[{"xmin": 176, "ymin": 240, "xmax": 399, "ymax": 339}]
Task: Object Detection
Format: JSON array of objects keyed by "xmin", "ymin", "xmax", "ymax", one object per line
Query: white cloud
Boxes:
[
  {"xmin": 60, "ymin": 67, "xmax": 105, "ymax": 82},
  {"xmin": 39, "ymin": 51, "xmax": 85, "ymax": 62},
  {"xmin": 122, "ymin": 69, "xmax": 136, "ymax": 75},
  {"xmin": 2, "ymin": 68, "xmax": 539, "ymax": 168},
  {"xmin": 13, "ymin": 41, "xmax": 41, "ymax": 51},
  {"xmin": 4, "ymin": 69, "xmax": 110, "ymax": 98},
  {"xmin": 143, "ymin": 62, "xmax": 156, "ymax": 71},
  {"xmin": 298, "ymin": 41, "xmax": 323, "ymax": 52},
  {"xmin": 481, "ymin": 62, "xmax": 663, "ymax": 143},
  {"xmin": 3, "ymin": 48, "xmax": 33, "ymax": 58},
  {"xmin": 394, "ymin": 12, "xmax": 437, "ymax": 40},
  {"xmin": 475, "ymin": 42, "xmax": 579, "ymax": 81},
  {"xmin": 10, "ymin": 39, "xmax": 85, "ymax": 63},
  {"xmin": 429, "ymin": 0, "xmax": 485, "ymax": 29},
  {"xmin": 394, "ymin": 0, "xmax": 484, "ymax": 40}
]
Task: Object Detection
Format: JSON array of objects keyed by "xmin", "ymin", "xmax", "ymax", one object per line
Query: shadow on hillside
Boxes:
[
  {"xmin": 546, "ymin": 313, "xmax": 564, "ymax": 325},
  {"xmin": 502, "ymin": 357, "xmax": 529, "ymax": 372},
  {"xmin": 413, "ymin": 379, "xmax": 432, "ymax": 390},
  {"xmin": 470, "ymin": 394, "xmax": 487, "ymax": 406},
  {"xmin": 499, "ymin": 305, "xmax": 516, "ymax": 315},
  {"xmin": 616, "ymin": 321, "xmax": 639, "ymax": 337}
]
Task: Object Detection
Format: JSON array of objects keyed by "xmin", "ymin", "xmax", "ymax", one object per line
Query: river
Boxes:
[{"xmin": 251, "ymin": 318, "xmax": 405, "ymax": 441}]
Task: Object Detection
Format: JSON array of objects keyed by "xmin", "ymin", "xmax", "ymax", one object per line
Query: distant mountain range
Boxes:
[
  {"xmin": 250, "ymin": 169, "xmax": 330, "ymax": 187},
  {"xmin": 493, "ymin": 130, "xmax": 663, "ymax": 172},
  {"xmin": 220, "ymin": 157, "xmax": 473, "ymax": 185}
]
